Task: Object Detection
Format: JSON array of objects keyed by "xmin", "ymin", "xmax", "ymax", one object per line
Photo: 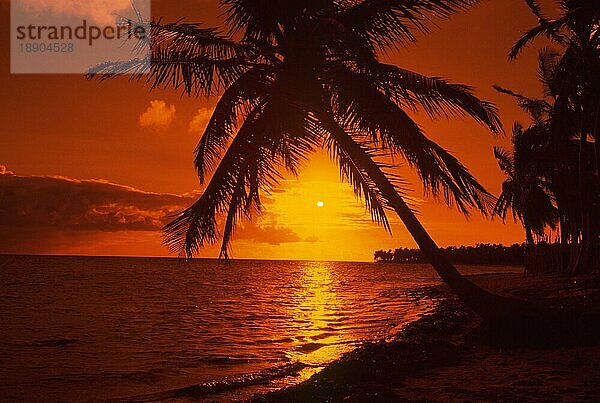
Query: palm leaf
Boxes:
[
  {"xmin": 88, "ymin": 19, "xmax": 252, "ymax": 96},
  {"xmin": 323, "ymin": 131, "xmax": 393, "ymax": 232},
  {"xmin": 168, "ymin": 88, "xmax": 321, "ymax": 258},
  {"xmin": 195, "ymin": 65, "xmax": 275, "ymax": 182},
  {"xmin": 324, "ymin": 65, "xmax": 494, "ymax": 214},
  {"xmin": 509, "ymin": 18, "xmax": 567, "ymax": 59},
  {"xmin": 356, "ymin": 62, "xmax": 502, "ymax": 132},
  {"xmin": 164, "ymin": 106, "xmax": 278, "ymax": 258},
  {"xmin": 493, "ymin": 85, "xmax": 551, "ymax": 123},
  {"xmin": 338, "ymin": 0, "xmax": 481, "ymax": 50}
]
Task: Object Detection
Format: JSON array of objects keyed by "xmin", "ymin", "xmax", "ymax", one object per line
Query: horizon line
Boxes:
[{"xmin": 0, "ymin": 252, "xmax": 373, "ymax": 264}]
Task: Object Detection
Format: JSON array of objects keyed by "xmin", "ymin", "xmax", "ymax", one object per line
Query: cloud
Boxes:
[
  {"xmin": 233, "ymin": 213, "xmax": 309, "ymax": 245},
  {"xmin": 0, "ymin": 164, "xmax": 14, "ymax": 175},
  {"xmin": 189, "ymin": 107, "xmax": 213, "ymax": 133},
  {"xmin": 139, "ymin": 100, "xmax": 176, "ymax": 130},
  {"xmin": 304, "ymin": 235, "xmax": 322, "ymax": 243},
  {"xmin": 0, "ymin": 170, "xmax": 307, "ymax": 254},
  {"xmin": 0, "ymin": 173, "xmax": 193, "ymax": 232},
  {"xmin": 16, "ymin": 0, "xmax": 133, "ymax": 25},
  {"xmin": 238, "ymin": 221, "xmax": 302, "ymax": 245}
]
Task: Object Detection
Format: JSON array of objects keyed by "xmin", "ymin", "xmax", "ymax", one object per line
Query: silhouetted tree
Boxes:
[
  {"xmin": 375, "ymin": 243, "xmax": 527, "ymax": 265},
  {"xmin": 493, "ymin": 122, "xmax": 558, "ymax": 246},
  {"xmin": 508, "ymin": 0, "xmax": 599, "ymax": 274},
  {"xmin": 91, "ymin": 0, "xmax": 546, "ymax": 320}
]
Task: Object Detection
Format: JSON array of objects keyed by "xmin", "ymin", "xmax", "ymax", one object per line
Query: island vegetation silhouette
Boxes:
[
  {"xmin": 89, "ymin": 0, "xmax": 598, "ymax": 343},
  {"xmin": 375, "ymin": 243, "xmax": 528, "ymax": 266}
]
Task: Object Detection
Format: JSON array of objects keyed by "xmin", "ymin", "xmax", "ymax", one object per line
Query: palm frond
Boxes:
[
  {"xmin": 222, "ymin": 0, "xmax": 336, "ymax": 41},
  {"xmin": 313, "ymin": 111, "xmax": 398, "ymax": 231},
  {"xmin": 493, "ymin": 146, "xmax": 514, "ymax": 177},
  {"xmin": 493, "ymin": 179, "xmax": 517, "ymax": 221},
  {"xmin": 219, "ymin": 174, "xmax": 251, "ymax": 259},
  {"xmin": 164, "ymin": 106, "xmax": 280, "ymax": 258},
  {"xmin": 324, "ymin": 66, "xmax": 495, "ymax": 214},
  {"xmin": 493, "ymin": 85, "xmax": 551, "ymax": 123},
  {"xmin": 150, "ymin": 19, "xmax": 244, "ymax": 59},
  {"xmin": 355, "ymin": 62, "xmax": 502, "ymax": 132},
  {"xmin": 338, "ymin": 0, "xmax": 481, "ymax": 50},
  {"xmin": 89, "ymin": 50, "xmax": 250, "ymax": 97},
  {"xmin": 323, "ymin": 131, "xmax": 393, "ymax": 232},
  {"xmin": 222, "ymin": 0, "xmax": 281, "ymax": 40},
  {"xmin": 87, "ymin": 19, "xmax": 253, "ymax": 96},
  {"xmin": 537, "ymin": 47, "xmax": 561, "ymax": 96},
  {"xmin": 195, "ymin": 65, "xmax": 274, "ymax": 183},
  {"xmin": 168, "ymin": 89, "xmax": 321, "ymax": 259},
  {"xmin": 509, "ymin": 18, "xmax": 567, "ymax": 59},
  {"xmin": 524, "ymin": 0, "xmax": 545, "ymax": 21}
]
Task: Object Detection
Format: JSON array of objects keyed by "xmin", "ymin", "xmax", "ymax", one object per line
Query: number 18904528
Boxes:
[{"xmin": 19, "ymin": 42, "xmax": 74, "ymax": 53}]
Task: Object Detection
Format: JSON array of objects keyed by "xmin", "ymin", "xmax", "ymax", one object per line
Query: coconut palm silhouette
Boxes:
[
  {"xmin": 90, "ymin": 0, "xmax": 542, "ymax": 320},
  {"xmin": 493, "ymin": 119, "xmax": 558, "ymax": 247},
  {"xmin": 508, "ymin": 0, "xmax": 600, "ymax": 275}
]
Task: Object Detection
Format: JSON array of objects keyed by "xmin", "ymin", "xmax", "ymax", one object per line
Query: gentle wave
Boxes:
[
  {"xmin": 124, "ymin": 362, "xmax": 310, "ymax": 401},
  {"xmin": 26, "ymin": 338, "xmax": 79, "ymax": 348}
]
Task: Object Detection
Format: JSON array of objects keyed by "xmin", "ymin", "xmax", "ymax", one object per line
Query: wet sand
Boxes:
[{"xmin": 254, "ymin": 273, "xmax": 600, "ymax": 402}]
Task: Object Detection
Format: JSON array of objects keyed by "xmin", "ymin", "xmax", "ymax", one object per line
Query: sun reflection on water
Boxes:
[{"xmin": 286, "ymin": 261, "xmax": 354, "ymax": 381}]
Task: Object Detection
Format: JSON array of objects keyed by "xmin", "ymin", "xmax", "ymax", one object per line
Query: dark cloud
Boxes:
[
  {"xmin": 0, "ymin": 168, "xmax": 306, "ymax": 254},
  {"xmin": 236, "ymin": 219, "xmax": 303, "ymax": 245},
  {"xmin": 0, "ymin": 170, "xmax": 193, "ymax": 232},
  {"xmin": 304, "ymin": 235, "xmax": 322, "ymax": 243}
]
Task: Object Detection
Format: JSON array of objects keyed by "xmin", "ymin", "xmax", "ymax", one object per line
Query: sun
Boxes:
[{"xmin": 316, "ymin": 201, "xmax": 325, "ymax": 208}]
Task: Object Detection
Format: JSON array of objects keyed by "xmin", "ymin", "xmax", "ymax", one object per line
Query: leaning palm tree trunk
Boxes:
[{"xmin": 317, "ymin": 110, "xmax": 541, "ymax": 320}]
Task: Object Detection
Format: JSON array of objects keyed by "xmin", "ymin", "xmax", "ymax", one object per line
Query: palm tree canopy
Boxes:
[
  {"xmin": 506, "ymin": 2, "xmax": 599, "ymax": 264},
  {"xmin": 90, "ymin": 0, "xmax": 502, "ymax": 259},
  {"xmin": 510, "ymin": 0, "xmax": 599, "ymax": 140},
  {"xmin": 509, "ymin": 0, "xmax": 599, "ymax": 58},
  {"xmin": 493, "ymin": 123, "xmax": 558, "ymax": 237}
]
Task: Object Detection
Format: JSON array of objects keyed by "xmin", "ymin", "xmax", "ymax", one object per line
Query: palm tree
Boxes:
[
  {"xmin": 493, "ymin": 123, "xmax": 558, "ymax": 247},
  {"xmin": 509, "ymin": 0, "xmax": 599, "ymax": 274},
  {"xmin": 493, "ymin": 118, "xmax": 558, "ymax": 276},
  {"xmin": 493, "ymin": 51, "xmax": 560, "ymax": 252},
  {"xmin": 90, "ymin": 0, "xmax": 540, "ymax": 320},
  {"xmin": 495, "ymin": 49, "xmax": 583, "ymax": 275}
]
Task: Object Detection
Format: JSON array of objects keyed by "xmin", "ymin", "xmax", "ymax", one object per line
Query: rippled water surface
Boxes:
[{"xmin": 0, "ymin": 256, "xmax": 521, "ymax": 401}]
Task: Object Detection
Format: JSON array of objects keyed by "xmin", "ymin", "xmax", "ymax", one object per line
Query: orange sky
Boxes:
[{"xmin": 0, "ymin": 0, "xmax": 560, "ymax": 261}]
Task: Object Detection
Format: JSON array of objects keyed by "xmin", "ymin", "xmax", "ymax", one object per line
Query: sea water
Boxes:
[{"xmin": 0, "ymin": 255, "xmax": 521, "ymax": 401}]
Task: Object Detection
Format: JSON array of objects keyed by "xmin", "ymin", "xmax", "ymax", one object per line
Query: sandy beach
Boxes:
[{"xmin": 254, "ymin": 273, "xmax": 600, "ymax": 402}]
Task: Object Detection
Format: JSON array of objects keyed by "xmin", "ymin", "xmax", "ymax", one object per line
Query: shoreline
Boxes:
[{"xmin": 253, "ymin": 273, "xmax": 600, "ymax": 402}]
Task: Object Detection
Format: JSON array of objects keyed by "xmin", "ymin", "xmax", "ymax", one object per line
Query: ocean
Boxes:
[{"xmin": 0, "ymin": 255, "xmax": 522, "ymax": 401}]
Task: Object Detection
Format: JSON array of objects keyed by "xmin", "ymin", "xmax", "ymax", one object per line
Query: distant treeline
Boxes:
[{"xmin": 374, "ymin": 243, "xmax": 526, "ymax": 266}]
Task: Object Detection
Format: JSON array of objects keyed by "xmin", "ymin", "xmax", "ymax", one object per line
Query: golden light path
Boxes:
[{"xmin": 286, "ymin": 262, "xmax": 353, "ymax": 382}]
